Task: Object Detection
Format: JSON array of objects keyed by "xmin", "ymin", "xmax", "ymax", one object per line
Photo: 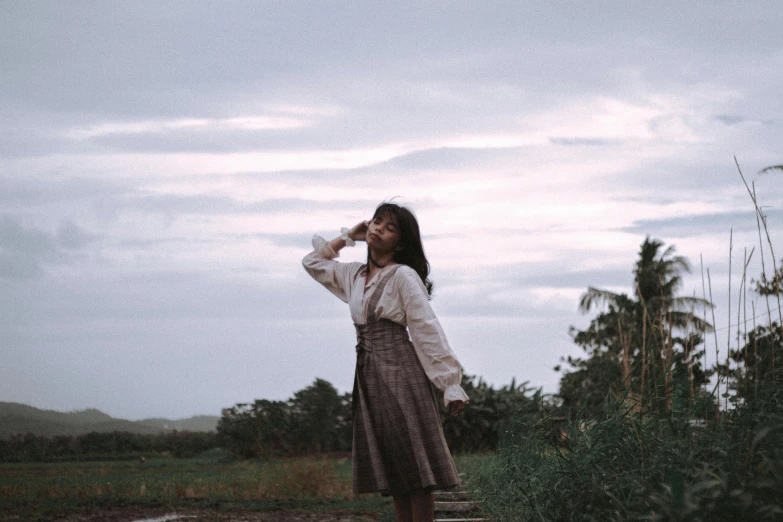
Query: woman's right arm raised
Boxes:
[
  {"xmin": 302, "ymin": 221, "xmax": 368, "ymax": 303},
  {"xmin": 326, "ymin": 220, "xmax": 368, "ymax": 253}
]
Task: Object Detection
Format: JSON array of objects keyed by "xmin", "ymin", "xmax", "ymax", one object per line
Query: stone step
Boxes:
[
  {"xmin": 434, "ymin": 491, "xmax": 473, "ymax": 501},
  {"xmin": 434, "ymin": 472, "xmax": 486, "ymax": 521},
  {"xmin": 435, "ymin": 501, "xmax": 482, "ymax": 513},
  {"xmin": 435, "ymin": 518, "xmax": 486, "ymax": 522}
]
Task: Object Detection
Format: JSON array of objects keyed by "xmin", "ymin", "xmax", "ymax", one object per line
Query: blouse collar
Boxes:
[{"xmin": 363, "ymin": 263, "xmax": 400, "ymax": 289}]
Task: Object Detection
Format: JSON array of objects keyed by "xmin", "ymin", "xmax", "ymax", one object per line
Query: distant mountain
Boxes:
[
  {"xmin": 136, "ymin": 415, "xmax": 221, "ymax": 433},
  {"xmin": 0, "ymin": 402, "xmax": 219, "ymax": 439}
]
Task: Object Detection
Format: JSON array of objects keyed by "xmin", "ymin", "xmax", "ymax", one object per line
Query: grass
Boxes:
[
  {"xmin": 463, "ymin": 385, "xmax": 783, "ymax": 521},
  {"xmin": 0, "ymin": 451, "xmax": 394, "ymax": 520}
]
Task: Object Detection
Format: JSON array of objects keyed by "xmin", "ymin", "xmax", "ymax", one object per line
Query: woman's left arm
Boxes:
[{"xmin": 397, "ymin": 268, "xmax": 469, "ymax": 409}]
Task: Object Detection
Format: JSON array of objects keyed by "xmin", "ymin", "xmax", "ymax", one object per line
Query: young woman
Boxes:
[{"xmin": 302, "ymin": 202, "xmax": 469, "ymax": 522}]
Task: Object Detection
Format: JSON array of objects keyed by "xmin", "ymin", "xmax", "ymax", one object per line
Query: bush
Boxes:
[{"xmin": 469, "ymin": 377, "xmax": 783, "ymax": 521}]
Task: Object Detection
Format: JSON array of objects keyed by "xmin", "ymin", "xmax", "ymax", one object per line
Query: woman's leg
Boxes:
[
  {"xmin": 393, "ymin": 495, "xmax": 413, "ymax": 522},
  {"xmin": 410, "ymin": 489, "xmax": 434, "ymax": 522}
]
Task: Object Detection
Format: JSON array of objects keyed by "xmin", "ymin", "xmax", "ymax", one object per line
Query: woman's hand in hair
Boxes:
[
  {"xmin": 348, "ymin": 220, "xmax": 369, "ymax": 242},
  {"xmin": 448, "ymin": 400, "xmax": 464, "ymax": 416}
]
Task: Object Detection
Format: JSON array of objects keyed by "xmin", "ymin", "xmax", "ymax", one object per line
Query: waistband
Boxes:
[{"xmin": 354, "ymin": 321, "xmax": 409, "ymax": 353}]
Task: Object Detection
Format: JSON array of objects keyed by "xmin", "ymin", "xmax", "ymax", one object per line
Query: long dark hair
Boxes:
[{"xmin": 367, "ymin": 202, "xmax": 433, "ymax": 297}]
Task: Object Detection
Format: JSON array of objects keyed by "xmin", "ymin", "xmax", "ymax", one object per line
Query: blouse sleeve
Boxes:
[
  {"xmin": 396, "ymin": 267, "xmax": 469, "ymax": 407},
  {"xmin": 302, "ymin": 235, "xmax": 359, "ymax": 303}
]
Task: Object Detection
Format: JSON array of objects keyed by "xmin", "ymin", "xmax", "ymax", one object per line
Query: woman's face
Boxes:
[{"xmin": 367, "ymin": 212, "xmax": 401, "ymax": 253}]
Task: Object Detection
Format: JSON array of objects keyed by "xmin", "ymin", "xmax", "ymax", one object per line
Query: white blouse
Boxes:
[{"xmin": 302, "ymin": 235, "xmax": 469, "ymax": 406}]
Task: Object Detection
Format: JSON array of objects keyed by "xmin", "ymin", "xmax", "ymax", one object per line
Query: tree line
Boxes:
[
  {"xmin": 216, "ymin": 374, "xmax": 540, "ymax": 459},
  {"xmin": 0, "ymin": 430, "xmax": 219, "ymax": 462},
  {"xmin": 2, "ymin": 373, "xmax": 539, "ymax": 462}
]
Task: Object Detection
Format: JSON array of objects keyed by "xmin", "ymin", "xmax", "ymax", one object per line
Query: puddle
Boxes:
[{"xmin": 132, "ymin": 514, "xmax": 194, "ymax": 522}]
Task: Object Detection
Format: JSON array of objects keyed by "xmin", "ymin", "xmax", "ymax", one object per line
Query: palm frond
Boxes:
[
  {"xmin": 669, "ymin": 310, "xmax": 714, "ymax": 332},
  {"xmin": 759, "ymin": 165, "xmax": 783, "ymax": 175},
  {"xmin": 670, "ymin": 296, "xmax": 713, "ymax": 310},
  {"xmin": 579, "ymin": 287, "xmax": 624, "ymax": 313}
]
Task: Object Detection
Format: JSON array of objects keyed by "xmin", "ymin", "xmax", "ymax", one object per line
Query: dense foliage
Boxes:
[
  {"xmin": 442, "ymin": 375, "xmax": 542, "ymax": 453},
  {"xmin": 0, "ymin": 430, "xmax": 219, "ymax": 462},
  {"xmin": 217, "ymin": 378, "xmax": 353, "ymax": 458},
  {"xmin": 470, "ymin": 376, "xmax": 783, "ymax": 521},
  {"xmin": 218, "ymin": 375, "xmax": 537, "ymax": 459}
]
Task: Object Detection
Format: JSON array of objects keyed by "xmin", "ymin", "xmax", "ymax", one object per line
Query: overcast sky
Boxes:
[{"xmin": 2, "ymin": 1, "xmax": 782, "ymax": 420}]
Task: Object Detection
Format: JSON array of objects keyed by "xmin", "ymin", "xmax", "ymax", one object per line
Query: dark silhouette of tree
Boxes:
[
  {"xmin": 289, "ymin": 378, "xmax": 351, "ymax": 454},
  {"xmin": 218, "ymin": 399, "xmax": 293, "ymax": 458},
  {"xmin": 217, "ymin": 378, "xmax": 352, "ymax": 458},
  {"xmin": 561, "ymin": 237, "xmax": 715, "ymax": 416},
  {"xmin": 725, "ymin": 263, "xmax": 783, "ymax": 402},
  {"xmin": 441, "ymin": 373, "xmax": 539, "ymax": 453}
]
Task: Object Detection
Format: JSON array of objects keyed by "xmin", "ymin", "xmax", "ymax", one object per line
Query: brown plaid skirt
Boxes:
[{"xmin": 351, "ymin": 266, "xmax": 459, "ymax": 496}]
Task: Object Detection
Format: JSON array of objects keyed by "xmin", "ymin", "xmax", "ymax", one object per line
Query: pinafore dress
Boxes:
[{"xmin": 352, "ymin": 265, "xmax": 460, "ymax": 496}]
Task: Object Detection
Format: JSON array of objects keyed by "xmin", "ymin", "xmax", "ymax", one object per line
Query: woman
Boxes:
[{"xmin": 302, "ymin": 202, "xmax": 469, "ymax": 522}]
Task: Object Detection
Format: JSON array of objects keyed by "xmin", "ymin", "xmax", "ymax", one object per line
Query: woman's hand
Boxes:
[
  {"xmin": 448, "ymin": 400, "xmax": 464, "ymax": 416},
  {"xmin": 348, "ymin": 220, "xmax": 369, "ymax": 242}
]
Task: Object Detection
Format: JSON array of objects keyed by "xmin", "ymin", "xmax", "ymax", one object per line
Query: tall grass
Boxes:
[{"xmin": 467, "ymin": 381, "xmax": 783, "ymax": 521}]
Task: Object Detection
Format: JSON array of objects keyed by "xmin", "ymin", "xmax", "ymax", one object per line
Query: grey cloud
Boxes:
[
  {"xmin": 713, "ymin": 114, "xmax": 775, "ymax": 126},
  {"xmin": 2, "ymin": 172, "xmax": 378, "ymax": 219},
  {"xmin": 0, "ymin": 216, "xmax": 60, "ymax": 259},
  {"xmin": 0, "ymin": 175, "xmax": 136, "ymax": 208},
  {"xmin": 373, "ymin": 146, "xmax": 527, "ymax": 172},
  {"xmin": 56, "ymin": 220, "xmax": 99, "ymax": 249},
  {"xmin": 549, "ymin": 137, "xmax": 622, "ymax": 147},
  {"xmin": 599, "ymin": 159, "xmax": 749, "ymax": 198},
  {"xmin": 126, "ymin": 194, "xmax": 376, "ymax": 216},
  {"xmin": 714, "ymin": 114, "xmax": 749, "ymax": 126},
  {"xmin": 422, "ymin": 232, "xmax": 467, "ymax": 241},
  {"xmin": 439, "ymin": 263, "xmax": 633, "ymax": 293},
  {"xmin": 0, "ymin": 264, "xmax": 345, "ymax": 328},
  {"xmin": 0, "ymin": 128, "xmax": 74, "ymax": 158},
  {"xmin": 429, "ymin": 263, "xmax": 635, "ymax": 319},
  {"xmin": 0, "ymin": 216, "xmax": 61, "ymax": 278},
  {"xmin": 249, "ymin": 233, "xmax": 312, "ymax": 249},
  {"xmin": 0, "ymin": 216, "xmax": 96, "ymax": 279},
  {"xmin": 619, "ymin": 211, "xmax": 765, "ymax": 236},
  {"xmin": 114, "ymin": 237, "xmax": 220, "ymax": 249},
  {"xmin": 4, "ymin": 2, "xmax": 779, "ymax": 123},
  {"xmin": 86, "ymin": 127, "xmax": 317, "ymax": 154},
  {"xmin": 0, "ymin": 252, "xmax": 43, "ymax": 280}
]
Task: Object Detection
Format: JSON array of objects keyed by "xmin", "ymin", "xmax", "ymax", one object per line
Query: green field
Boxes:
[{"xmin": 0, "ymin": 451, "xmax": 403, "ymax": 521}]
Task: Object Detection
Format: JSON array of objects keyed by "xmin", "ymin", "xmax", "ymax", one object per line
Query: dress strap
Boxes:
[{"xmin": 366, "ymin": 265, "xmax": 401, "ymax": 322}]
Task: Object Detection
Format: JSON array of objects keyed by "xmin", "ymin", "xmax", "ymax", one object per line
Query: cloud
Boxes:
[
  {"xmin": 619, "ymin": 210, "xmax": 765, "ymax": 237},
  {"xmin": 712, "ymin": 114, "xmax": 775, "ymax": 126},
  {"xmin": 56, "ymin": 220, "xmax": 99, "ymax": 249},
  {"xmin": 0, "ymin": 216, "xmax": 96, "ymax": 280},
  {"xmin": 66, "ymin": 115, "xmax": 320, "ymax": 141},
  {"xmin": 0, "ymin": 175, "xmax": 135, "ymax": 208},
  {"xmin": 549, "ymin": 137, "xmax": 623, "ymax": 147},
  {"xmin": 122, "ymin": 194, "xmax": 378, "ymax": 217}
]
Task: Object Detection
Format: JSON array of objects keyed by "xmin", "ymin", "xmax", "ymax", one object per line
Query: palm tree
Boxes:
[{"xmin": 566, "ymin": 237, "xmax": 713, "ymax": 413}]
